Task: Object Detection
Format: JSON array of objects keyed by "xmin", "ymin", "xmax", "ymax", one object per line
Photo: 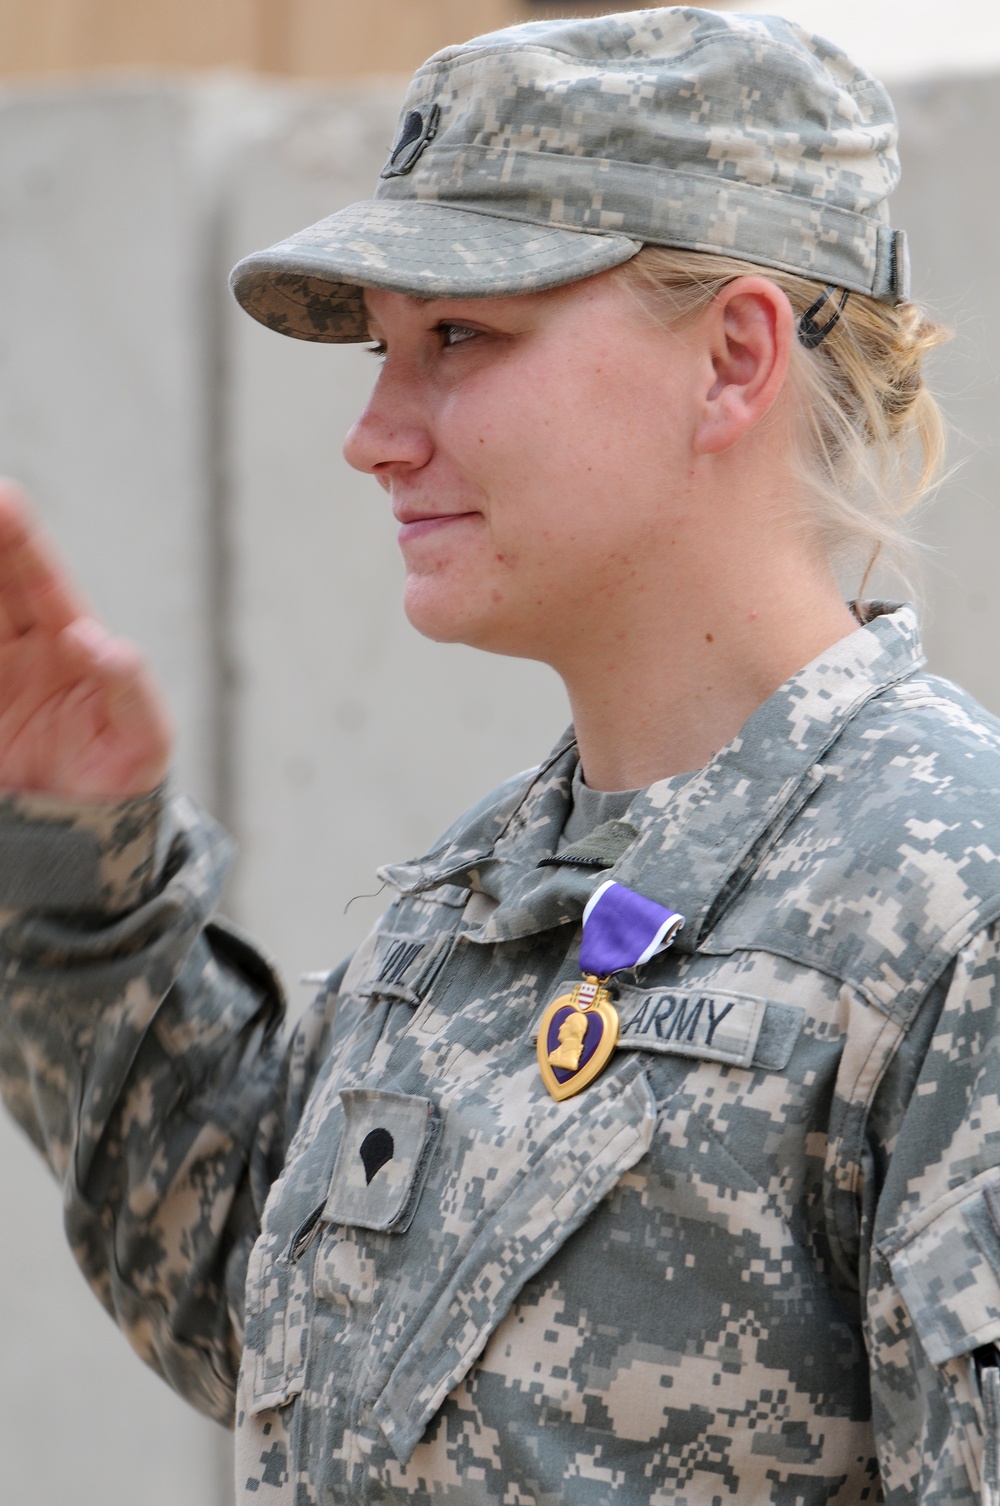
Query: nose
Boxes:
[{"xmin": 342, "ymin": 366, "xmax": 434, "ymax": 481}]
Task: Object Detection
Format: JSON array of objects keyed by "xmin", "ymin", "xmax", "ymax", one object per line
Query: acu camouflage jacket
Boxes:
[{"xmin": 4, "ymin": 603, "xmax": 1000, "ymax": 1506}]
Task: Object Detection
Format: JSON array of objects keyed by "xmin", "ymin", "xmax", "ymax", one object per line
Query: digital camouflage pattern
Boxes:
[
  {"xmin": 4, "ymin": 604, "xmax": 1000, "ymax": 1504},
  {"xmin": 230, "ymin": 7, "xmax": 910, "ymax": 345}
]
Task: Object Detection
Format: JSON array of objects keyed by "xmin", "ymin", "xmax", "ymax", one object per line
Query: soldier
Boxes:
[{"xmin": 0, "ymin": 7, "xmax": 996, "ymax": 1504}]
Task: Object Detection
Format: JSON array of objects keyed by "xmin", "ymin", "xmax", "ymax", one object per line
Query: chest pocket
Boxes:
[
  {"xmin": 243, "ymin": 1057, "xmax": 656, "ymax": 1465},
  {"xmin": 364, "ymin": 1062, "xmax": 656, "ymax": 1462}
]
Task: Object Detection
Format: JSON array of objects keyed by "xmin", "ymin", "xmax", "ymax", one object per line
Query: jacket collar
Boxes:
[{"xmin": 380, "ymin": 604, "xmax": 925, "ymax": 951}]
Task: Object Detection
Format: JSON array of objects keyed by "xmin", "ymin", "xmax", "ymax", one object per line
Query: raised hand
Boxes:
[{"xmin": 0, "ymin": 481, "xmax": 172, "ymax": 799}]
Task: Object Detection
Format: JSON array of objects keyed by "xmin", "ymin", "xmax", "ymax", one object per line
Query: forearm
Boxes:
[{"xmin": 0, "ymin": 789, "xmax": 288, "ymax": 1422}]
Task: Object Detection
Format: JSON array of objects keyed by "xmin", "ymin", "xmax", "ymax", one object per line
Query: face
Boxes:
[{"xmin": 342, "ymin": 271, "xmax": 706, "ymax": 669}]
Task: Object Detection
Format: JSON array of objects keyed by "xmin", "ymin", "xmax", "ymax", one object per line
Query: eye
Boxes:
[
  {"xmin": 437, "ymin": 321, "xmax": 480, "ymax": 349},
  {"xmin": 363, "ymin": 322, "xmax": 482, "ymax": 359}
]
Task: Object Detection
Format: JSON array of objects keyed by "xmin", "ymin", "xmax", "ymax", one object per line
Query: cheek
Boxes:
[
  {"xmin": 436, "ymin": 341, "xmax": 690, "ymax": 570},
  {"xmin": 441, "ymin": 374, "xmax": 613, "ymax": 519}
]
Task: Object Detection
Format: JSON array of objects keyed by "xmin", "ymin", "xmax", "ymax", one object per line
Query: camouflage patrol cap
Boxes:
[{"xmin": 230, "ymin": 7, "xmax": 911, "ymax": 344}]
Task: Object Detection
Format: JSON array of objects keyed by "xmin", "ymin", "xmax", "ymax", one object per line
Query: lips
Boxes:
[{"xmin": 395, "ymin": 511, "xmax": 480, "ymax": 543}]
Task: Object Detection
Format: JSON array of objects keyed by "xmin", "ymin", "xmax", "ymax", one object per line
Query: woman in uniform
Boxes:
[{"xmin": 0, "ymin": 9, "xmax": 996, "ymax": 1505}]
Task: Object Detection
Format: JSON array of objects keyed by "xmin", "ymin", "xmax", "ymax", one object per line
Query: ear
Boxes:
[{"xmin": 692, "ymin": 277, "xmax": 796, "ymax": 457}]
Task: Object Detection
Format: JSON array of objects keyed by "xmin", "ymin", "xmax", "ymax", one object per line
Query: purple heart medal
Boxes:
[{"xmin": 537, "ymin": 880, "xmax": 684, "ymax": 1101}]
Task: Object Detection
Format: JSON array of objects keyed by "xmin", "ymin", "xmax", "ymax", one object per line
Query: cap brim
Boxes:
[{"xmin": 230, "ymin": 200, "xmax": 642, "ymax": 343}]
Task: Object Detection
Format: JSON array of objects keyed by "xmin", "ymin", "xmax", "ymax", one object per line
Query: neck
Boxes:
[{"xmin": 554, "ymin": 521, "xmax": 859, "ymax": 793}]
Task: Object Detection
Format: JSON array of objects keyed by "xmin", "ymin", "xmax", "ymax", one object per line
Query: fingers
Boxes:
[
  {"xmin": 60, "ymin": 615, "xmax": 123, "ymax": 672},
  {"xmin": 59, "ymin": 620, "xmax": 173, "ymax": 794},
  {"xmin": 0, "ymin": 479, "xmax": 92, "ymax": 640},
  {"xmin": 0, "ymin": 484, "xmax": 173, "ymax": 797}
]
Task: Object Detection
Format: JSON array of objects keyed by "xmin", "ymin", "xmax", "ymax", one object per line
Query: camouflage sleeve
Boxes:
[
  {"xmin": 0, "ymin": 787, "xmax": 296, "ymax": 1425},
  {"xmin": 868, "ymin": 920, "xmax": 1000, "ymax": 1505}
]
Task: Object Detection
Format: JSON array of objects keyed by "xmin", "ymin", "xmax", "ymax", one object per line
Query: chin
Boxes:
[
  {"xmin": 402, "ymin": 575, "xmax": 477, "ymax": 645},
  {"xmin": 401, "ymin": 576, "xmax": 532, "ymax": 657}
]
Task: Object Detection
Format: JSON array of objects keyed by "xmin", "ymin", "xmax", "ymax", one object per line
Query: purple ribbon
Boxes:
[{"xmin": 579, "ymin": 880, "xmax": 684, "ymax": 977}]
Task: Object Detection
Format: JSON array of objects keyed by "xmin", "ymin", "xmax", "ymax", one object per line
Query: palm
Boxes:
[{"xmin": 0, "ymin": 485, "xmax": 172, "ymax": 798}]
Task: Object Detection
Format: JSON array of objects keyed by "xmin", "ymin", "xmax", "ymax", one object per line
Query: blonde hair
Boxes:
[{"xmin": 618, "ymin": 246, "xmax": 950, "ymax": 592}]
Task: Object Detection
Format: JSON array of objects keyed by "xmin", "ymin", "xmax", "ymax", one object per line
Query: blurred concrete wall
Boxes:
[
  {"xmin": 0, "ymin": 68, "xmax": 996, "ymax": 1506},
  {"xmin": 0, "ymin": 85, "xmax": 225, "ymax": 1506},
  {"xmin": 892, "ymin": 76, "xmax": 1000, "ymax": 700}
]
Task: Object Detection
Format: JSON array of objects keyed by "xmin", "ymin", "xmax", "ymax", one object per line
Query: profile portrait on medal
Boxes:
[
  {"xmin": 548, "ymin": 1009, "xmax": 588, "ymax": 1072},
  {"xmin": 0, "ymin": 6, "xmax": 998, "ymax": 1506}
]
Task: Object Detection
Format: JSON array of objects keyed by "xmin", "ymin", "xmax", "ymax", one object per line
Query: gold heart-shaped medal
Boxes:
[{"xmin": 537, "ymin": 976, "xmax": 620, "ymax": 1101}]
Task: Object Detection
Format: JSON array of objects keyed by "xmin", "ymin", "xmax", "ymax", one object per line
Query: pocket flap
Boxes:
[
  {"xmin": 886, "ymin": 1176, "xmax": 1000, "ymax": 1366},
  {"xmin": 371, "ymin": 1068, "xmax": 656, "ymax": 1462}
]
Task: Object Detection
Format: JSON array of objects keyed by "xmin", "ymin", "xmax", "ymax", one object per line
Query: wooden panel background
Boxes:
[{"xmin": 0, "ymin": 0, "xmax": 606, "ymax": 78}]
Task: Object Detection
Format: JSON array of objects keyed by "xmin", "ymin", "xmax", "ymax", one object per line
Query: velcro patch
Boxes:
[
  {"xmin": 357, "ymin": 932, "xmax": 454, "ymax": 1004},
  {"xmin": 617, "ymin": 985, "xmax": 802, "ymax": 1070}
]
